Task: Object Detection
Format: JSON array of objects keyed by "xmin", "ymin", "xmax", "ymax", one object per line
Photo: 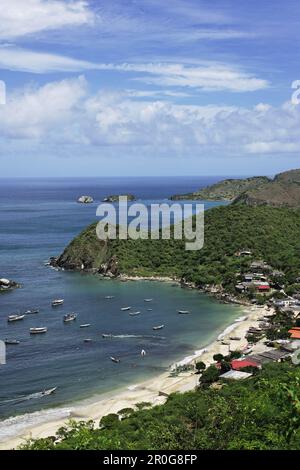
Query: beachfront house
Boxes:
[
  {"xmin": 257, "ymin": 284, "xmax": 271, "ymax": 292},
  {"xmin": 235, "ymin": 249, "xmax": 252, "ymax": 257},
  {"xmin": 288, "ymin": 327, "xmax": 300, "ymax": 340},
  {"xmin": 243, "ymin": 274, "xmax": 254, "ymax": 282},
  {"xmin": 248, "ymin": 350, "xmax": 291, "ymax": 365},
  {"xmin": 219, "ymin": 370, "xmax": 253, "ymax": 380},
  {"xmin": 250, "ymin": 261, "xmax": 272, "ymax": 273},
  {"xmin": 231, "ymin": 359, "xmax": 261, "ymax": 371}
]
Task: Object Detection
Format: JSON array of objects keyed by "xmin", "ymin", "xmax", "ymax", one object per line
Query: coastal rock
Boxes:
[
  {"xmin": 77, "ymin": 195, "xmax": 94, "ymax": 204},
  {"xmin": 50, "ymin": 223, "xmax": 113, "ymax": 273},
  {"xmin": 99, "ymin": 256, "xmax": 119, "ymax": 277}
]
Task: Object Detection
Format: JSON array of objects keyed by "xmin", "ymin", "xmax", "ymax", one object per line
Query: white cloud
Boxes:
[
  {"xmin": 0, "ymin": 76, "xmax": 87, "ymax": 139},
  {"xmin": 0, "ymin": 77, "xmax": 298, "ymax": 157},
  {"xmin": 98, "ymin": 62, "xmax": 269, "ymax": 93},
  {"xmin": 125, "ymin": 90, "xmax": 193, "ymax": 99},
  {"xmin": 0, "ymin": 0, "xmax": 94, "ymax": 39},
  {"xmin": 244, "ymin": 141, "xmax": 300, "ymax": 154},
  {"xmin": 0, "ymin": 47, "xmax": 98, "ymax": 73},
  {"xmin": 0, "ymin": 47, "xmax": 268, "ymax": 94}
]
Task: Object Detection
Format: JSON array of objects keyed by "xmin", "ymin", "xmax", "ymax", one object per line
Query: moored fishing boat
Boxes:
[
  {"xmin": 80, "ymin": 323, "xmax": 91, "ymax": 328},
  {"xmin": 4, "ymin": 339, "xmax": 20, "ymax": 345},
  {"xmin": 24, "ymin": 308, "xmax": 40, "ymax": 314},
  {"xmin": 41, "ymin": 387, "xmax": 57, "ymax": 396},
  {"xmin": 153, "ymin": 324, "xmax": 165, "ymax": 330},
  {"xmin": 102, "ymin": 333, "xmax": 112, "ymax": 338},
  {"xmin": 110, "ymin": 356, "xmax": 120, "ymax": 363},
  {"xmin": 105, "ymin": 296, "xmax": 114, "ymax": 299},
  {"xmin": 129, "ymin": 311, "xmax": 141, "ymax": 316},
  {"xmin": 30, "ymin": 327, "xmax": 48, "ymax": 334},
  {"xmin": 144, "ymin": 299, "xmax": 153, "ymax": 302},
  {"xmin": 63, "ymin": 313, "xmax": 77, "ymax": 323},
  {"xmin": 7, "ymin": 314, "xmax": 25, "ymax": 322},
  {"xmin": 52, "ymin": 299, "xmax": 64, "ymax": 307},
  {"xmin": 178, "ymin": 310, "xmax": 190, "ymax": 314},
  {"xmin": 121, "ymin": 306, "xmax": 131, "ymax": 311}
]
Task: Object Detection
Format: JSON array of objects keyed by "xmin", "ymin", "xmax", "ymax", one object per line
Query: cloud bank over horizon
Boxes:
[
  {"xmin": 0, "ymin": 76, "xmax": 299, "ymax": 156},
  {"xmin": 0, "ymin": 0, "xmax": 299, "ymax": 175}
]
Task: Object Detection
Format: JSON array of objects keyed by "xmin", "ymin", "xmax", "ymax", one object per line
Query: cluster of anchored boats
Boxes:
[
  {"xmin": 4, "ymin": 297, "xmax": 191, "ymax": 363},
  {"xmin": 3, "ymin": 298, "xmax": 192, "ymax": 399},
  {"xmin": 5, "ymin": 299, "xmax": 78, "ymax": 343}
]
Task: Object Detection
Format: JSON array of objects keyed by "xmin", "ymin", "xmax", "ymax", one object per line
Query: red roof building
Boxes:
[
  {"xmin": 231, "ymin": 359, "xmax": 260, "ymax": 370},
  {"xmin": 289, "ymin": 328, "xmax": 300, "ymax": 339},
  {"xmin": 257, "ymin": 285, "xmax": 270, "ymax": 291}
]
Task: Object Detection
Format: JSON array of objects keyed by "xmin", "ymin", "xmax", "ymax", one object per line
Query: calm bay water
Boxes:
[{"xmin": 0, "ymin": 177, "xmax": 240, "ymax": 427}]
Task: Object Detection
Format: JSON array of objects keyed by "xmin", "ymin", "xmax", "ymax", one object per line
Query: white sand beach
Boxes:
[{"xmin": 0, "ymin": 304, "xmax": 274, "ymax": 450}]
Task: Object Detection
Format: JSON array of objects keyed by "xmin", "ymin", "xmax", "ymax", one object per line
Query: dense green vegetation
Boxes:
[
  {"xmin": 170, "ymin": 176, "xmax": 269, "ymax": 201},
  {"xmin": 57, "ymin": 205, "xmax": 300, "ymax": 291},
  {"xmin": 21, "ymin": 362, "xmax": 300, "ymax": 450},
  {"xmin": 234, "ymin": 169, "xmax": 300, "ymax": 208},
  {"xmin": 171, "ymin": 169, "xmax": 300, "ymax": 207}
]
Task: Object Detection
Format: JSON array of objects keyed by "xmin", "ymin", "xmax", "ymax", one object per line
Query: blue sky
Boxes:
[{"xmin": 0, "ymin": 0, "xmax": 299, "ymax": 176}]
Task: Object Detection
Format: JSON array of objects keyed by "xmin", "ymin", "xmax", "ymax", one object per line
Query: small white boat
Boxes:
[
  {"xmin": 30, "ymin": 327, "xmax": 48, "ymax": 334},
  {"xmin": 52, "ymin": 299, "xmax": 64, "ymax": 307},
  {"xmin": 24, "ymin": 308, "xmax": 40, "ymax": 314},
  {"xmin": 80, "ymin": 323, "xmax": 91, "ymax": 328},
  {"xmin": 129, "ymin": 311, "xmax": 141, "ymax": 316},
  {"xmin": 8, "ymin": 314, "xmax": 25, "ymax": 322},
  {"xmin": 63, "ymin": 313, "xmax": 77, "ymax": 323},
  {"xmin": 5, "ymin": 339, "xmax": 20, "ymax": 345},
  {"xmin": 141, "ymin": 349, "xmax": 146, "ymax": 356},
  {"xmin": 153, "ymin": 325, "xmax": 165, "ymax": 330},
  {"xmin": 105, "ymin": 296, "xmax": 114, "ymax": 299},
  {"xmin": 121, "ymin": 306, "xmax": 131, "ymax": 311},
  {"xmin": 110, "ymin": 356, "xmax": 120, "ymax": 363},
  {"xmin": 84, "ymin": 338, "xmax": 92, "ymax": 343},
  {"xmin": 178, "ymin": 310, "xmax": 190, "ymax": 314},
  {"xmin": 147, "ymin": 308, "xmax": 153, "ymax": 311},
  {"xmin": 102, "ymin": 333, "xmax": 112, "ymax": 338},
  {"xmin": 144, "ymin": 299, "xmax": 153, "ymax": 302},
  {"xmin": 42, "ymin": 387, "xmax": 57, "ymax": 396}
]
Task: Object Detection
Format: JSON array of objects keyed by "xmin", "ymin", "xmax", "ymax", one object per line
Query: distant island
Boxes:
[
  {"xmin": 171, "ymin": 169, "xmax": 300, "ymax": 208},
  {"xmin": 103, "ymin": 194, "xmax": 136, "ymax": 202},
  {"xmin": 77, "ymin": 195, "xmax": 94, "ymax": 204}
]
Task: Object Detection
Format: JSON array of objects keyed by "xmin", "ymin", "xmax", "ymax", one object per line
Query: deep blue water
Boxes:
[{"xmin": 0, "ymin": 177, "xmax": 240, "ymax": 432}]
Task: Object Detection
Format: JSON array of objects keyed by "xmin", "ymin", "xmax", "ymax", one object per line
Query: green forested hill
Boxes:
[
  {"xmin": 170, "ymin": 169, "xmax": 300, "ymax": 207},
  {"xmin": 55, "ymin": 205, "xmax": 300, "ymax": 287},
  {"xmin": 170, "ymin": 176, "xmax": 269, "ymax": 201}
]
